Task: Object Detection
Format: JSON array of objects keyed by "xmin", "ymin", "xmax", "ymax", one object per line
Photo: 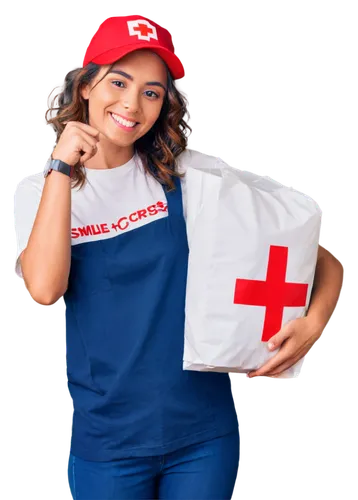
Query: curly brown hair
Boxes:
[{"xmin": 44, "ymin": 59, "xmax": 192, "ymax": 191}]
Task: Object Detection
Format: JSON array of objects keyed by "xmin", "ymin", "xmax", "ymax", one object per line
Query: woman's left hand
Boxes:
[{"xmin": 247, "ymin": 317, "xmax": 323, "ymax": 378}]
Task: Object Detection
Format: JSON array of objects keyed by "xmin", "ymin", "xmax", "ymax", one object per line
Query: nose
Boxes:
[{"xmin": 122, "ymin": 89, "xmax": 140, "ymax": 114}]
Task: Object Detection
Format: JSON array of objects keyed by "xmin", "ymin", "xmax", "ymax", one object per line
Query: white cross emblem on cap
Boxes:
[{"xmin": 127, "ymin": 20, "xmax": 158, "ymax": 41}]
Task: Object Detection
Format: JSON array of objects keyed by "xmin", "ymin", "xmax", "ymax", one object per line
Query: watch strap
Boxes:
[{"xmin": 44, "ymin": 156, "xmax": 74, "ymax": 178}]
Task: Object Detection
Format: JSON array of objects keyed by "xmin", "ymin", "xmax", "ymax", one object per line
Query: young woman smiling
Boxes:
[
  {"xmin": 13, "ymin": 15, "xmax": 240, "ymax": 499},
  {"xmin": 13, "ymin": 14, "xmax": 343, "ymax": 500}
]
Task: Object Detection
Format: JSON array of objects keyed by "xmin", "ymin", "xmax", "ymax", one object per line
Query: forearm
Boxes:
[{"xmin": 306, "ymin": 251, "xmax": 344, "ymax": 334}]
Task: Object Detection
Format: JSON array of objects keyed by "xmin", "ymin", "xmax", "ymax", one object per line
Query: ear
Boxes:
[{"xmin": 80, "ymin": 83, "xmax": 90, "ymax": 101}]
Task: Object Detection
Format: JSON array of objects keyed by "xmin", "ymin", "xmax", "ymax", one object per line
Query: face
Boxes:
[{"xmin": 81, "ymin": 49, "xmax": 168, "ymax": 148}]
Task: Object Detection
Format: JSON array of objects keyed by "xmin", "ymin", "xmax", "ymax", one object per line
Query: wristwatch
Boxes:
[{"xmin": 43, "ymin": 154, "xmax": 74, "ymax": 178}]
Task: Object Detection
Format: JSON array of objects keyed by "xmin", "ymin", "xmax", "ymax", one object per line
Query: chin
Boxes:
[
  {"xmin": 113, "ymin": 134, "xmax": 139, "ymax": 147},
  {"xmin": 104, "ymin": 120, "xmax": 150, "ymax": 146},
  {"xmin": 100, "ymin": 127, "xmax": 128, "ymax": 144}
]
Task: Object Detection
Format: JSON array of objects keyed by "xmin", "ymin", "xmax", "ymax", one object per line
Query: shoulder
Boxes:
[
  {"xmin": 175, "ymin": 147, "xmax": 219, "ymax": 175},
  {"xmin": 11, "ymin": 171, "xmax": 45, "ymax": 217},
  {"xmin": 14, "ymin": 172, "xmax": 44, "ymax": 196}
]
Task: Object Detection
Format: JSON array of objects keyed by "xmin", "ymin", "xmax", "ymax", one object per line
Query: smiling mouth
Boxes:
[{"xmin": 109, "ymin": 112, "xmax": 140, "ymax": 129}]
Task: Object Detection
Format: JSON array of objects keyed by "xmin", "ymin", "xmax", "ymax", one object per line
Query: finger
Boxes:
[
  {"xmin": 71, "ymin": 121, "xmax": 101, "ymax": 138},
  {"xmin": 77, "ymin": 129, "xmax": 100, "ymax": 150},
  {"xmin": 268, "ymin": 355, "xmax": 307, "ymax": 378},
  {"xmin": 267, "ymin": 319, "xmax": 296, "ymax": 351},
  {"xmin": 265, "ymin": 357, "xmax": 300, "ymax": 377},
  {"xmin": 78, "ymin": 136, "xmax": 98, "ymax": 164},
  {"xmin": 248, "ymin": 338, "xmax": 296, "ymax": 377},
  {"xmin": 79, "ymin": 147, "xmax": 97, "ymax": 165},
  {"xmin": 80, "ymin": 152, "xmax": 95, "ymax": 165}
]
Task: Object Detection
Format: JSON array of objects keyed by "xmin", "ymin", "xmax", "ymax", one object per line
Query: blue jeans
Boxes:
[{"xmin": 68, "ymin": 429, "xmax": 240, "ymax": 499}]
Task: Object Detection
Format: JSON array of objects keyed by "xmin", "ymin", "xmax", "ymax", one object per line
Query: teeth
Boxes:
[{"xmin": 111, "ymin": 113, "xmax": 136, "ymax": 127}]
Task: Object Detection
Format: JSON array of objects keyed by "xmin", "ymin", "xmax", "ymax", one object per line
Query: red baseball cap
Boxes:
[{"xmin": 83, "ymin": 15, "xmax": 185, "ymax": 80}]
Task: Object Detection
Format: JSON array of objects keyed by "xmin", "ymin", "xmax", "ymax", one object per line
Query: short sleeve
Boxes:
[
  {"xmin": 13, "ymin": 179, "xmax": 42, "ymax": 278},
  {"xmin": 176, "ymin": 147, "xmax": 226, "ymax": 234},
  {"xmin": 178, "ymin": 162, "xmax": 188, "ymax": 224}
]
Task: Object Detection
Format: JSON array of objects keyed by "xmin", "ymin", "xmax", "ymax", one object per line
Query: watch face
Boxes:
[{"xmin": 43, "ymin": 156, "xmax": 52, "ymax": 177}]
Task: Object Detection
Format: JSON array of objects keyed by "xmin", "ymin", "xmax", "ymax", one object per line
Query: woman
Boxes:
[
  {"xmin": 14, "ymin": 14, "xmax": 241, "ymax": 499},
  {"xmin": 13, "ymin": 14, "xmax": 343, "ymax": 500}
]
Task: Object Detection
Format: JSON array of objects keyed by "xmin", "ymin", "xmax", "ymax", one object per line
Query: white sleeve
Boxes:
[
  {"xmin": 176, "ymin": 148, "xmax": 220, "ymax": 230},
  {"xmin": 13, "ymin": 179, "xmax": 42, "ymax": 278},
  {"xmin": 179, "ymin": 165, "xmax": 188, "ymax": 224}
]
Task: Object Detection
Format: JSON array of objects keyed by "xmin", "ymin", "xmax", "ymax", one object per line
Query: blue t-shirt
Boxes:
[{"xmin": 14, "ymin": 148, "xmax": 239, "ymax": 461}]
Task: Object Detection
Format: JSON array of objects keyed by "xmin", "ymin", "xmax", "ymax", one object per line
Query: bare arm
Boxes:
[
  {"xmin": 18, "ymin": 121, "xmax": 100, "ymax": 305},
  {"xmin": 21, "ymin": 170, "xmax": 71, "ymax": 305},
  {"xmin": 306, "ymin": 244, "xmax": 344, "ymax": 334}
]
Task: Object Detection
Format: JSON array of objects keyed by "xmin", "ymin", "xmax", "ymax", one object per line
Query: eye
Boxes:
[
  {"xmin": 145, "ymin": 90, "xmax": 159, "ymax": 99},
  {"xmin": 111, "ymin": 81, "xmax": 160, "ymax": 99},
  {"xmin": 112, "ymin": 80, "xmax": 124, "ymax": 88}
]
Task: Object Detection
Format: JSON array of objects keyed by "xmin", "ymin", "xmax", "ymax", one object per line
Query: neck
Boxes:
[{"xmin": 83, "ymin": 138, "xmax": 135, "ymax": 171}]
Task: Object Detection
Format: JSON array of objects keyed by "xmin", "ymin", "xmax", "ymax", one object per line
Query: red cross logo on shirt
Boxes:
[
  {"xmin": 233, "ymin": 245, "xmax": 309, "ymax": 342},
  {"xmin": 127, "ymin": 20, "xmax": 158, "ymax": 41}
]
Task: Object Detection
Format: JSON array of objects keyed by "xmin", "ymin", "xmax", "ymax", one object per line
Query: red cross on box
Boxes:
[
  {"xmin": 133, "ymin": 23, "xmax": 154, "ymax": 38},
  {"xmin": 233, "ymin": 245, "xmax": 309, "ymax": 342}
]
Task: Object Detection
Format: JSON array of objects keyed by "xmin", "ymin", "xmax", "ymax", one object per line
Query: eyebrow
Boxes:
[{"xmin": 108, "ymin": 69, "xmax": 167, "ymax": 92}]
